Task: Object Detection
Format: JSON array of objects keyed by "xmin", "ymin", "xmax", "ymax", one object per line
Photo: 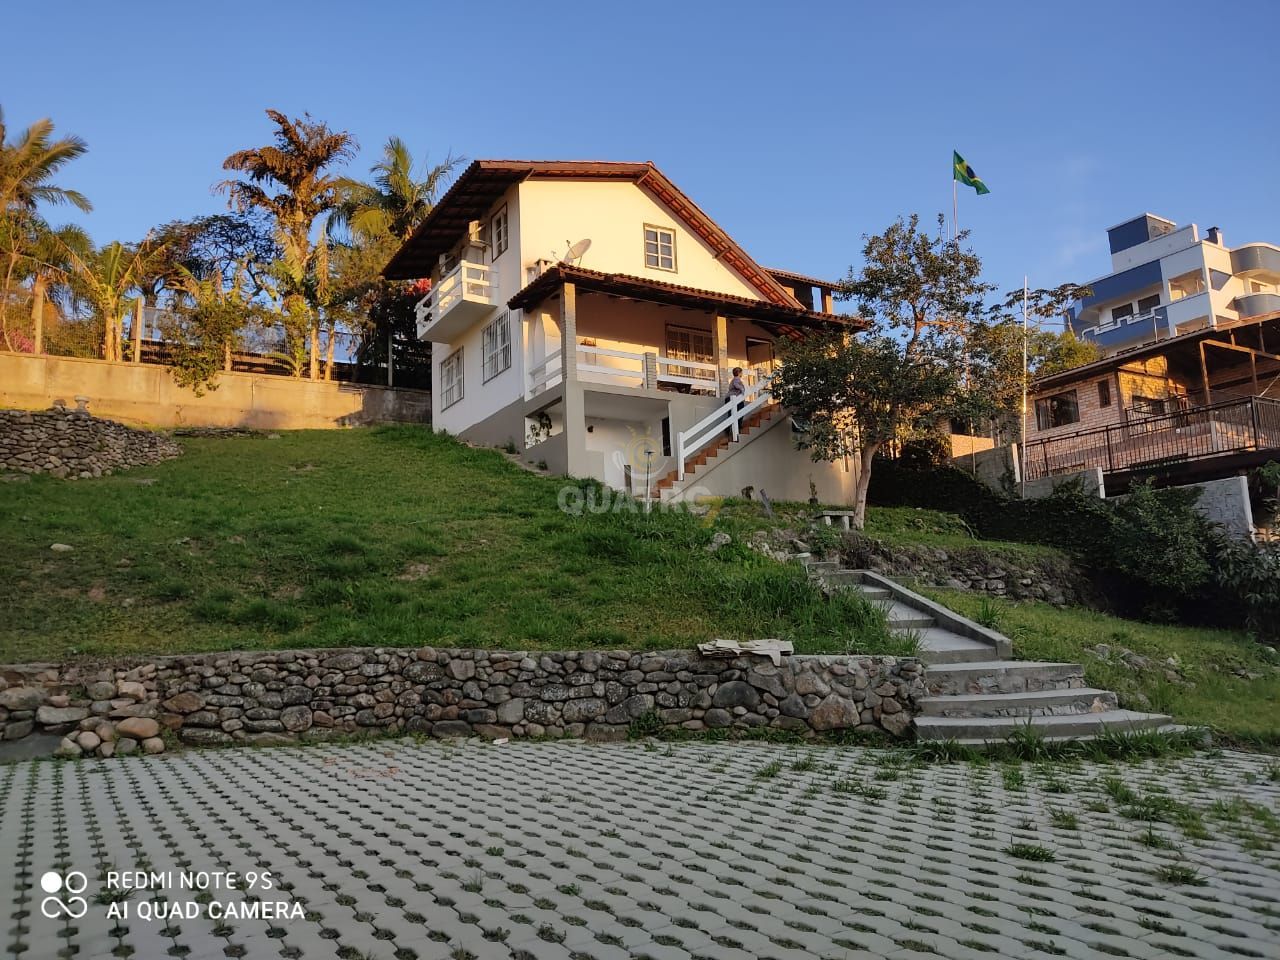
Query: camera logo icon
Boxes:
[{"xmin": 40, "ymin": 871, "xmax": 89, "ymax": 919}]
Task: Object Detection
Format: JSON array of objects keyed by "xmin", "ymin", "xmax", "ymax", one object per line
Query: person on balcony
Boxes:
[{"xmin": 724, "ymin": 367, "xmax": 746, "ymax": 440}]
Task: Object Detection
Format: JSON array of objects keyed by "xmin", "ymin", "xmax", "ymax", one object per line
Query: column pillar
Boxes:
[
  {"xmin": 713, "ymin": 313, "xmax": 729, "ymax": 394},
  {"xmin": 561, "ymin": 282, "xmax": 578, "ymax": 383},
  {"xmin": 561, "ymin": 282, "xmax": 589, "ymax": 476}
]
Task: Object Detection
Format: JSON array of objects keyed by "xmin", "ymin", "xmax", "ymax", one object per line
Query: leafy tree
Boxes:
[
  {"xmin": 0, "ymin": 106, "xmax": 91, "ymax": 351},
  {"xmin": 163, "ymin": 266, "xmax": 263, "ymax": 395},
  {"xmin": 219, "ymin": 110, "xmax": 354, "ymax": 379},
  {"xmin": 773, "ymin": 215, "xmax": 988, "ymax": 528}
]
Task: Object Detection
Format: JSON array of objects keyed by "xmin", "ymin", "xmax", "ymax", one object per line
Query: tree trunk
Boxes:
[
  {"xmin": 324, "ymin": 322, "xmax": 335, "ymax": 381},
  {"xmin": 309, "ymin": 320, "xmax": 320, "ymax": 380},
  {"xmin": 224, "ymin": 340, "xmax": 232, "ymax": 372},
  {"xmin": 1, "ymin": 251, "xmax": 18, "ymax": 352},
  {"xmin": 31, "ymin": 276, "xmax": 46, "ymax": 354},
  {"xmin": 103, "ymin": 312, "xmax": 113, "ymax": 360},
  {"xmin": 852, "ymin": 442, "xmax": 881, "ymax": 530},
  {"xmin": 132, "ymin": 298, "xmax": 145, "ymax": 363}
]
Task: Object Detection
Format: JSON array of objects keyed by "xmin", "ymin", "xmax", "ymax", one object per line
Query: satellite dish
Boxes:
[{"xmin": 561, "ymin": 238, "xmax": 592, "ymax": 266}]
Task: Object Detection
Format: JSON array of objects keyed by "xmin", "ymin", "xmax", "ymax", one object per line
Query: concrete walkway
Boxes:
[{"xmin": 3, "ymin": 739, "xmax": 1277, "ymax": 960}]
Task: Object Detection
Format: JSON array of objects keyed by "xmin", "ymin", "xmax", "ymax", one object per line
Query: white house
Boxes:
[
  {"xmin": 1069, "ymin": 213, "xmax": 1280, "ymax": 355},
  {"xmin": 383, "ymin": 160, "xmax": 860, "ymax": 503}
]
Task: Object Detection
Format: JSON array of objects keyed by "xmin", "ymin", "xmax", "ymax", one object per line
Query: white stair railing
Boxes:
[{"xmin": 674, "ymin": 376, "xmax": 774, "ymax": 481}]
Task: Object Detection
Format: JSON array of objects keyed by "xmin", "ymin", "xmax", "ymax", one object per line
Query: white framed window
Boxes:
[
  {"xmin": 644, "ymin": 224, "xmax": 676, "ymax": 271},
  {"xmin": 482, "ymin": 312, "xmax": 512, "ymax": 382},
  {"xmin": 440, "ymin": 348, "xmax": 464, "ymax": 409},
  {"xmin": 491, "ymin": 206, "xmax": 508, "ymax": 260}
]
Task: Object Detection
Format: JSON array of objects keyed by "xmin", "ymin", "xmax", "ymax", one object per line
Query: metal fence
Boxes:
[{"xmin": 1023, "ymin": 396, "xmax": 1280, "ymax": 480}]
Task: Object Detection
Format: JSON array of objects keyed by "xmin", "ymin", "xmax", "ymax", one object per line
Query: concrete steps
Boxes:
[
  {"xmin": 792, "ymin": 560, "xmax": 1182, "ymax": 745},
  {"xmin": 650, "ymin": 403, "xmax": 780, "ymax": 498},
  {"xmin": 914, "ymin": 709, "xmax": 1174, "ymax": 744},
  {"xmin": 919, "ymin": 687, "xmax": 1119, "ymax": 718}
]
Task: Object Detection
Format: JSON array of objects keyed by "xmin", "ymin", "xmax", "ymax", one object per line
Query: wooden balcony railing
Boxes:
[{"xmin": 1023, "ymin": 396, "xmax": 1280, "ymax": 480}]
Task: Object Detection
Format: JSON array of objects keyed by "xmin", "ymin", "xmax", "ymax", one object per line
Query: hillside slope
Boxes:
[{"xmin": 0, "ymin": 426, "xmax": 896, "ymax": 662}]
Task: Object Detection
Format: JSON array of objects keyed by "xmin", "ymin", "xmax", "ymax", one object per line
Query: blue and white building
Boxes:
[{"xmin": 1068, "ymin": 214, "xmax": 1280, "ymax": 355}]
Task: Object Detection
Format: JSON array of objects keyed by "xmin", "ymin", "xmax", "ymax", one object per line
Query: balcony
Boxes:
[
  {"xmin": 1023, "ymin": 396, "xmax": 1280, "ymax": 482},
  {"xmin": 526, "ymin": 336, "xmax": 773, "ymax": 399},
  {"xmin": 414, "ymin": 261, "xmax": 496, "ymax": 341}
]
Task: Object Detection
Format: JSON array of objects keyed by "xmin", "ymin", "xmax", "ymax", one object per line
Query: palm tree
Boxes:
[
  {"xmin": 23, "ymin": 223, "xmax": 91, "ymax": 354},
  {"xmin": 219, "ymin": 110, "xmax": 354, "ymax": 379},
  {"xmin": 333, "ymin": 139, "xmax": 461, "ymax": 243},
  {"xmin": 0, "ymin": 106, "xmax": 92, "ymax": 351},
  {"xmin": 59, "ymin": 237, "xmax": 170, "ymax": 362}
]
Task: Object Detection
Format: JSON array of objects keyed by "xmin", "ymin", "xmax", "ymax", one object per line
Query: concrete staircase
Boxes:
[
  {"xmin": 799, "ymin": 557, "xmax": 1181, "ymax": 745},
  {"xmin": 650, "ymin": 402, "xmax": 781, "ymax": 499}
]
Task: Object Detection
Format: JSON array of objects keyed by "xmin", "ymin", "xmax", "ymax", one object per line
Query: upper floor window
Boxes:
[
  {"xmin": 1137, "ymin": 294, "xmax": 1161, "ymax": 314},
  {"xmin": 644, "ymin": 225, "xmax": 676, "ymax": 272},
  {"xmin": 1111, "ymin": 303, "xmax": 1134, "ymax": 324},
  {"xmin": 1098, "ymin": 380, "xmax": 1112, "ymax": 408},
  {"xmin": 440, "ymin": 349, "xmax": 464, "ymax": 409},
  {"xmin": 491, "ymin": 206, "xmax": 509, "ymax": 260},
  {"xmin": 482, "ymin": 312, "xmax": 512, "ymax": 382},
  {"xmin": 1035, "ymin": 390, "xmax": 1080, "ymax": 430}
]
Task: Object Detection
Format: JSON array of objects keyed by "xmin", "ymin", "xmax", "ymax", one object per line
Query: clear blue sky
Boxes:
[{"xmin": 3, "ymin": 0, "xmax": 1277, "ymax": 310}]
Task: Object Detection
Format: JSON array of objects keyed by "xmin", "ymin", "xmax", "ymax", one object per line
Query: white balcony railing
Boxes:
[
  {"xmin": 414, "ymin": 260, "xmax": 496, "ymax": 339},
  {"xmin": 674, "ymin": 375, "xmax": 773, "ymax": 481}
]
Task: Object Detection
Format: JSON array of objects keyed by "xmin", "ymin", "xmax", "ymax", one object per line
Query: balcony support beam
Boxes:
[{"xmin": 713, "ymin": 313, "xmax": 729, "ymax": 395}]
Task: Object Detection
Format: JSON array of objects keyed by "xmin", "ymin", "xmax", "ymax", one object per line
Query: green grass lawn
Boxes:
[
  {"xmin": 0, "ymin": 426, "xmax": 904, "ymax": 662},
  {"xmin": 922, "ymin": 588, "xmax": 1280, "ymax": 745}
]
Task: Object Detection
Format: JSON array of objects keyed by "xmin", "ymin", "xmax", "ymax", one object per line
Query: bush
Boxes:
[
  {"xmin": 1214, "ymin": 539, "xmax": 1280, "ymax": 640},
  {"xmin": 867, "ymin": 458, "xmax": 1228, "ymax": 625}
]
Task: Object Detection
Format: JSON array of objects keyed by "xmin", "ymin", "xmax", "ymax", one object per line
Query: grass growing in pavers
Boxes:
[
  {"xmin": 4, "ymin": 740, "xmax": 1279, "ymax": 960},
  {"xmin": 0, "ymin": 426, "xmax": 907, "ymax": 662}
]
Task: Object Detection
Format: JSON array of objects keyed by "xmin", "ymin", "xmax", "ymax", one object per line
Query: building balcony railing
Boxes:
[
  {"xmin": 525, "ymin": 336, "xmax": 773, "ymax": 399},
  {"xmin": 414, "ymin": 260, "xmax": 497, "ymax": 341},
  {"xmin": 1022, "ymin": 395, "xmax": 1280, "ymax": 481}
]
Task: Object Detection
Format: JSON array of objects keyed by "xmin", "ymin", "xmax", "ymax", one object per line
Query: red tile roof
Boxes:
[{"xmin": 507, "ymin": 264, "xmax": 860, "ymax": 333}]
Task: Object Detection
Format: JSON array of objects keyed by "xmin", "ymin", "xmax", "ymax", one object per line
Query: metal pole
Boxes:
[
  {"xmin": 644, "ymin": 449, "xmax": 653, "ymax": 514},
  {"xmin": 952, "ymin": 178, "xmax": 958, "ymax": 244},
  {"xmin": 387, "ymin": 328, "xmax": 394, "ymax": 387}
]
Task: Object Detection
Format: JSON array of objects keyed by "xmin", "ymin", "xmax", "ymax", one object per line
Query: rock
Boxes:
[
  {"xmin": 115, "ymin": 738, "xmax": 138, "ymax": 755},
  {"xmin": 50, "ymin": 543, "xmax": 74, "ymax": 552},
  {"xmin": 115, "ymin": 717, "xmax": 160, "ymax": 740},
  {"xmin": 562, "ymin": 698, "xmax": 606, "ymax": 723},
  {"xmin": 99, "ymin": 741, "xmax": 115, "ymax": 758},
  {"xmin": 76, "ymin": 730, "xmax": 101, "ymax": 751},
  {"xmin": 242, "ymin": 732, "xmax": 294, "ymax": 747},
  {"xmin": 86, "ymin": 681, "xmax": 117, "ymax": 701},
  {"xmin": 496, "ymin": 699, "xmax": 525, "ymax": 725},
  {"xmin": 116, "ymin": 681, "xmax": 147, "ymax": 701},
  {"xmin": 3, "ymin": 720, "xmax": 34, "ymax": 740},
  {"xmin": 36, "ymin": 705, "xmax": 89, "ymax": 726},
  {"xmin": 55, "ymin": 737, "xmax": 82, "ymax": 758},
  {"xmin": 809, "ymin": 694, "xmax": 859, "ymax": 731},
  {"xmin": 446, "ymin": 659, "xmax": 476, "ymax": 681},
  {"xmin": 141, "ymin": 737, "xmax": 166, "ymax": 755},
  {"xmin": 0, "ymin": 687, "xmax": 45, "ymax": 711},
  {"xmin": 880, "ymin": 698, "xmax": 902, "ymax": 714},
  {"xmin": 778, "ymin": 694, "xmax": 809, "ymax": 719},
  {"xmin": 179, "ymin": 728, "xmax": 232, "ymax": 747},
  {"xmin": 711, "ymin": 681, "xmax": 760, "ymax": 710},
  {"xmin": 279, "ymin": 705, "xmax": 313, "ymax": 732},
  {"xmin": 705, "ymin": 532, "xmax": 732, "ymax": 553},
  {"xmin": 746, "ymin": 668, "xmax": 787, "ymax": 698},
  {"xmin": 161, "ymin": 691, "xmax": 204, "ymax": 714},
  {"xmin": 703, "ymin": 708, "xmax": 733, "ymax": 728},
  {"xmin": 880, "ymin": 710, "xmax": 912, "ymax": 737}
]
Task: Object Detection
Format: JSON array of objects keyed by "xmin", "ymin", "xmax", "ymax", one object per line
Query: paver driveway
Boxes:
[{"xmin": 3, "ymin": 739, "xmax": 1278, "ymax": 960}]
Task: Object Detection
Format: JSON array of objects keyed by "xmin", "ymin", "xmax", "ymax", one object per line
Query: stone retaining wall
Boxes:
[
  {"xmin": 843, "ymin": 536, "xmax": 1084, "ymax": 606},
  {"xmin": 1, "ymin": 406, "xmax": 181, "ymax": 478},
  {"xmin": 0, "ymin": 647, "xmax": 926, "ymax": 755}
]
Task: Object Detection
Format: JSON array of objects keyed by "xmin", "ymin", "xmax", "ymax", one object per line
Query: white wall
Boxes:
[
  {"xmin": 431, "ymin": 307, "xmax": 522, "ymax": 435},
  {"xmin": 517, "ymin": 179, "xmax": 764, "ymax": 301}
]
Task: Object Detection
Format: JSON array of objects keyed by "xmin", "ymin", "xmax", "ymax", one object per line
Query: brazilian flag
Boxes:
[{"xmin": 953, "ymin": 151, "xmax": 990, "ymax": 195}]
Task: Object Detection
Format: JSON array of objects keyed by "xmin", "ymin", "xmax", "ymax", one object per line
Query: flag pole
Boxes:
[
  {"xmin": 1020, "ymin": 275, "xmax": 1029, "ymax": 499},
  {"xmin": 952, "ymin": 176, "xmax": 958, "ymax": 244}
]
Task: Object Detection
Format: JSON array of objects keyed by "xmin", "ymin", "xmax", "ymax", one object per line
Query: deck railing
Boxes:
[
  {"xmin": 674, "ymin": 375, "xmax": 773, "ymax": 480},
  {"xmin": 1023, "ymin": 396, "xmax": 1280, "ymax": 480}
]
